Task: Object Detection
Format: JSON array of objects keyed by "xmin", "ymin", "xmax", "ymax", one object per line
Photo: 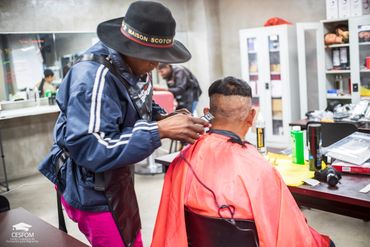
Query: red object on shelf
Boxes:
[
  {"xmin": 366, "ymin": 57, "xmax": 370, "ymax": 69},
  {"xmin": 348, "ymin": 78, "xmax": 351, "ymax": 94},
  {"xmin": 270, "ymin": 74, "xmax": 281, "ymax": 80},
  {"xmin": 264, "ymin": 17, "xmax": 292, "ymax": 26},
  {"xmin": 153, "ymin": 91, "xmax": 175, "ymax": 113}
]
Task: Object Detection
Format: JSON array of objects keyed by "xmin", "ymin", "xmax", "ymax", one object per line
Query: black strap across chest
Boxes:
[{"xmin": 77, "ymin": 54, "xmax": 152, "ymax": 120}]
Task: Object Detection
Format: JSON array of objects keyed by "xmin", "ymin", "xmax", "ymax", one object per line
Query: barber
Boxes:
[{"xmin": 38, "ymin": 1, "xmax": 208, "ymax": 247}]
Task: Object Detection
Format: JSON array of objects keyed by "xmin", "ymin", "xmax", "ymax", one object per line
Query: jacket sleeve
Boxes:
[
  {"xmin": 152, "ymin": 100, "xmax": 167, "ymax": 121},
  {"xmin": 64, "ymin": 69, "xmax": 162, "ymax": 173},
  {"xmin": 167, "ymin": 69, "xmax": 188, "ymax": 96}
]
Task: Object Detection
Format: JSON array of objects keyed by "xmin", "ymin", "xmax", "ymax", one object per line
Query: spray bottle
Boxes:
[{"xmin": 256, "ymin": 113, "xmax": 266, "ymax": 155}]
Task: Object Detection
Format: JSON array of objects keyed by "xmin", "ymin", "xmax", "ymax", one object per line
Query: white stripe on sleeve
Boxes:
[
  {"xmin": 88, "ymin": 65, "xmax": 105, "ymax": 133},
  {"xmin": 94, "ymin": 67, "xmax": 109, "ymax": 133}
]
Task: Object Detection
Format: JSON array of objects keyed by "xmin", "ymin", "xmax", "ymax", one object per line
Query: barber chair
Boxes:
[
  {"xmin": 306, "ymin": 122, "xmax": 357, "ymax": 147},
  {"xmin": 184, "ymin": 208, "xmax": 259, "ymax": 247},
  {"xmin": 0, "ymin": 195, "xmax": 10, "ymax": 212}
]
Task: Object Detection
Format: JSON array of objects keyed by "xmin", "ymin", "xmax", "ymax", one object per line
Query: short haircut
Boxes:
[
  {"xmin": 208, "ymin": 76, "xmax": 252, "ymax": 98},
  {"xmin": 44, "ymin": 69, "xmax": 54, "ymax": 78},
  {"xmin": 158, "ymin": 63, "xmax": 171, "ymax": 70},
  {"xmin": 208, "ymin": 77, "xmax": 252, "ymax": 122}
]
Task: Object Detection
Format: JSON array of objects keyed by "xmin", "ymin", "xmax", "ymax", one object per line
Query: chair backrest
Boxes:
[
  {"xmin": 185, "ymin": 208, "xmax": 259, "ymax": 247},
  {"xmin": 0, "ymin": 195, "xmax": 10, "ymax": 213},
  {"xmin": 306, "ymin": 122, "xmax": 358, "ymax": 147}
]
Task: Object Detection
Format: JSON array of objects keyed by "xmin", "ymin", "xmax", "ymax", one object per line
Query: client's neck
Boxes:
[{"xmin": 211, "ymin": 122, "xmax": 246, "ymax": 140}]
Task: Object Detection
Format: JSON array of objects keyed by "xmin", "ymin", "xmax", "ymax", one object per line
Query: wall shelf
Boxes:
[
  {"xmin": 326, "ymin": 43, "xmax": 350, "ymax": 48},
  {"xmin": 326, "ymin": 94, "xmax": 352, "ymax": 99},
  {"xmin": 326, "ymin": 70, "xmax": 351, "ymax": 74},
  {"xmin": 321, "ymin": 18, "xmax": 349, "ymax": 23}
]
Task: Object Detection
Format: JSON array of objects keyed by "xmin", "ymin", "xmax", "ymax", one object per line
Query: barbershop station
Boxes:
[{"xmin": 0, "ymin": 1, "xmax": 370, "ymax": 247}]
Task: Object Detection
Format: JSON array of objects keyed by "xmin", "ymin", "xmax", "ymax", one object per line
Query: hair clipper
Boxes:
[{"xmin": 200, "ymin": 112, "xmax": 215, "ymax": 122}]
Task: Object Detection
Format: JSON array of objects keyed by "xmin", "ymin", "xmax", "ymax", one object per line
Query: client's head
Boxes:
[{"xmin": 204, "ymin": 76, "xmax": 256, "ymax": 139}]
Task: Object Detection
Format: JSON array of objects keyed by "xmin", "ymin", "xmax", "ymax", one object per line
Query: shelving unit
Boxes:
[
  {"xmin": 240, "ymin": 25, "xmax": 299, "ymax": 147},
  {"xmin": 321, "ymin": 18, "xmax": 353, "ymax": 107},
  {"xmin": 350, "ymin": 16, "xmax": 370, "ymax": 101},
  {"xmin": 297, "ymin": 16, "xmax": 370, "ymax": 115}
]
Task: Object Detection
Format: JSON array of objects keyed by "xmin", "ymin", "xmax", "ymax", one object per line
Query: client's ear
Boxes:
[
  {"xmin": 203, "ymin": 107, "xmax": 210, "ymax": 115},
  {"xmin": 246, "ymin": 108, "xmax": 256, "ymax": 127}
]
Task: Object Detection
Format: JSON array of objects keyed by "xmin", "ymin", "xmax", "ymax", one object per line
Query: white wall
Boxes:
[
  {"xmin": 0, "ymin": 0, "xmax": 188, "ymax": 32},
  {"xmin": 218, "ymin": 0, "xmax": 326, "ymax": 78},
  {"xmin": 0, "ymin": 0, "xmax": 327, "ymax": 110}
]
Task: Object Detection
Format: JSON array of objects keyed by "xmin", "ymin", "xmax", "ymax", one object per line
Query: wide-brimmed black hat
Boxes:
[{"xmin": 97, "ymin": 1, "xmax": 191, "ymax": 63}]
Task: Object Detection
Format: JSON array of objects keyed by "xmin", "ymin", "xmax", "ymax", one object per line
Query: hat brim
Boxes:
[{"xmin": 97, "ymin": 17, "xmax": 191, "ymax": 63}]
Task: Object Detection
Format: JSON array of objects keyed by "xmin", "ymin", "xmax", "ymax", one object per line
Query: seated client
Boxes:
[{"xmin": 151, "ymin": 76, "xmax": 332, "ymax": 247}]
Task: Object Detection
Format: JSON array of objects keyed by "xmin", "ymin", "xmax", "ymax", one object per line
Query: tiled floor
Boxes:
[{"xmin": 1, "ymin": 154, "xmax": 370, "ymax": 247}]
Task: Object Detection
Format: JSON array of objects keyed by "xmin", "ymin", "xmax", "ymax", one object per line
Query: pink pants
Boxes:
[{"xmin": 61, "ymin": 196, "xmax": 143, "ymax": 247}]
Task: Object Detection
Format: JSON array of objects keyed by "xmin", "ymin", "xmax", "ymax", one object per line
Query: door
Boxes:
[
  {"xmin": 261, "ymin": 26, "xmax": 287, "ymax": 144},
  {"xmin": 240, "ymin": 29, "xmax": 264, "ymax": 144},
  {"xmin": 296, "ymin": 22, "xmax": 326, "ymax": 116}
]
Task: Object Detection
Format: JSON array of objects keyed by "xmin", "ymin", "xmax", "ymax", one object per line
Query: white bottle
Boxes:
[
  {"xmin": 256, "ymin": 113, "xmax": 266, "ymax": 155},
  {"xmin": 34, "ymin": 86, "xmax": 40, "ymax": 106},
  {"xmin": 26, "ymin": 87, "xmax": 30, "ymax": 100}
]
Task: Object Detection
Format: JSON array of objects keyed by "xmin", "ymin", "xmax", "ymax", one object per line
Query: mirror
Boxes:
[{"xmin": 0, "ymin": 32, "xmax": 98, "ymax": 101}]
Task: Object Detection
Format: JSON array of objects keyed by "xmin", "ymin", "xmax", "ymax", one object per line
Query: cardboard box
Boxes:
[
  {"xmin": 326, "ymin": 0, "xmax": 339, "ymax": 19},
  {"xmin": 272, "ymin": 98, "xmax": 282, "ymax": 112},
  {"xmin": 350, "ymin": 0, "xmax": 370, "ymax": 16},
  {"xmin": 339, "ymin": 0, "xmax": 351, "ymax": 18}
]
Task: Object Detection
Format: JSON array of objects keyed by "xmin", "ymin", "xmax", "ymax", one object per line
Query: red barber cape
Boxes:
[{"xmin": 151, "ymin": 133, "xmax": 330, "ymax": 247}]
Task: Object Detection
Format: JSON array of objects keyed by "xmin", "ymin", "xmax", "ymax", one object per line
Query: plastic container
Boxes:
[
  {"xmin": 256, "ymin": 113, "xmax": 266, "ymax": 155},
  {"xmin": 291, "ymin": 126, "xmax": 305, "ymax": 164},
  {"xmin": 45, "ymin": 89, "xmax": 52, "ymax": 98}
]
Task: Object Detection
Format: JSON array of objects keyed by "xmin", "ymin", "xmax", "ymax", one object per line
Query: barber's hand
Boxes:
[{"xmin": 157, "ymin": 114, "xmax": 210, "ymax": 144}]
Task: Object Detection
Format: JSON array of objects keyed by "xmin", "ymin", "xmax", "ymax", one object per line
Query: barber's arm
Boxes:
[
  {"xmin": 64, "ymin": 76, "xmax": 207, "ymax": 174},
  {"xmin": 64, "ymin": 87, "xmax": 162, "ymax": 173}
]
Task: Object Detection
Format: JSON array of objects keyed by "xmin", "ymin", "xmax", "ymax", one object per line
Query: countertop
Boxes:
[{"xmin": 0, "ymin": 104, "xmax": 60, "ymax": 121}]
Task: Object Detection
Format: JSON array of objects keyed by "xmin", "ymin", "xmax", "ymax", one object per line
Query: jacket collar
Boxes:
[
  {"xmin": 208, "ymin": 129, "xmax": 246, "ymax": 147},
  {"xmin": 107, "ymin": 47, "xmax": 140, "ymax": 86},
  {"xmin": 86, "ymin": 42, "xmax": 140, "ymax": 86}
]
